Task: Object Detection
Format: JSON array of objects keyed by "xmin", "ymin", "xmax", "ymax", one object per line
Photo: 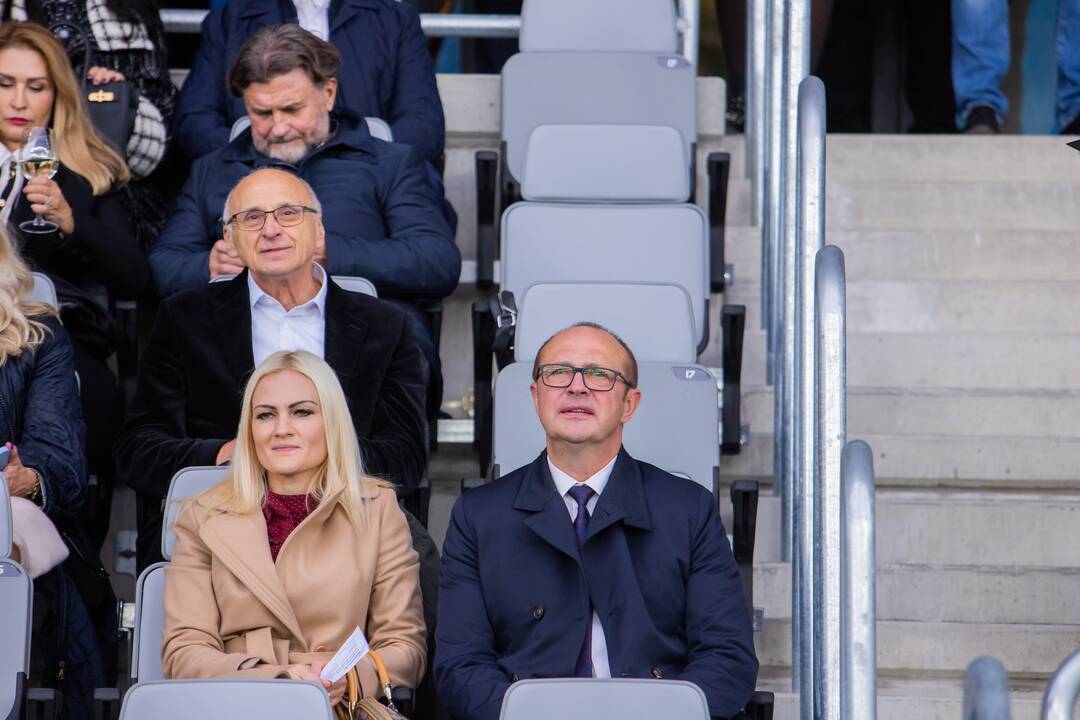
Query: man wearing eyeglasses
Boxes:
[
  {"xmin": 434, "ymin": 323, "xmax": 759, "ymax": 720},
  {"xmin": 116, "ymin": 168, "xmax": 431, "ymax": 575}
]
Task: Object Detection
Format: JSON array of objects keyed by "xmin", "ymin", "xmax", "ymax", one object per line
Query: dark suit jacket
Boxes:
[
  {"xmin": 174, "ymin": 0, "xmax": 445, "ymax": 166},
  {"xmin": 435, "ymin": 449, "xmax": 759, "ymax": 720},
  {"xmin": 113, "ymin": 270, "xmax": 428, "ymax": 567}
]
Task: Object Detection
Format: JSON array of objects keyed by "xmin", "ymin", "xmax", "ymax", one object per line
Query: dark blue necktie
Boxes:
[{"xmin": 568, "ymin": 484, "xmax": 596, "ymax": 678}]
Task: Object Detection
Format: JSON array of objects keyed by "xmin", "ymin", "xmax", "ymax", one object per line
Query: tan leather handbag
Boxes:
[{"xmin": 335, "ymin": 650, "xmax": 408, "ymax": 720}]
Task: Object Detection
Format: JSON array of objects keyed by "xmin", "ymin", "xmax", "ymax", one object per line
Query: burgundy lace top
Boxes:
[{"xmin": 263, "ymin": 491, "xmax": 319, "ymax": 561}]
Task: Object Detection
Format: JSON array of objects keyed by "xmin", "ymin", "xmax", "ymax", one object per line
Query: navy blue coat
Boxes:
[
  {"xmin": 435, "ymin": 449, "xmax": 759, "ymax": 720},
  {"xmin": 149, "ymin": 110, "xmax": 459, "ymax": 299},
  {"xmin": 174, "ymin": 0, "xmax": 445, "ymax": 166},
  {"xmin": 0, "ymin": 315, "xmax": 87, "ymax": 525}
]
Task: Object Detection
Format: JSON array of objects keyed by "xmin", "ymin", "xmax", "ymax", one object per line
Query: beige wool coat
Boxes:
[{"xmin": 162, "ymin": 483, "xmax": 427, "ymax": 696}]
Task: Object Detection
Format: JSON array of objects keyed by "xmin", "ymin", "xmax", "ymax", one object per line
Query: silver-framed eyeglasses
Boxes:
[
  {"xmin": 224, "ymin": 204, "xmax": 318, "ymax": 231},
  {"xmin": 535, "ymin": 364, "xmax": 634, "ymax": 391}
]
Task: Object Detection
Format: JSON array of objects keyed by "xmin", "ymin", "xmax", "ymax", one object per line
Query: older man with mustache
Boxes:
[{"xmin": 149, "ymin": 25, "xmax": 459, "ymax": 405}]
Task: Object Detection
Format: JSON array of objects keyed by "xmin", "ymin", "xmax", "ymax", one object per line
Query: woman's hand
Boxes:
[
  {"xmin": 23, "ymin": 177, "xmax": 74, "ymax": 235},
  {"xmin": 309, "ymin": 661, "xmax": 346, "ymax": 707},
  {"xmin": 4, "ymin": 443, "xmax": 40, "ymax": 500},
  {"xmin": 87, "ymin": 66, "xmax": 125, "ymax": 85}
]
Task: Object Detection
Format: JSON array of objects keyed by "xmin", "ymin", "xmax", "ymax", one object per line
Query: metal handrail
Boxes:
[
  {"xmin": 1042, "ymin": 648, "xmax": 1080, "ymax": 719},
  {"xmin": 160, "ymin": 3, "xmax": 701, "ymax": 65},
  {"xmin": 791, "ymin": 74, "xmax": 826, "ymax": 714},
  {"xmin": 813, "ymin": 244, "xmax": 846, "ymax": 720},
  {"xmin": 840, "ymin": 440, "xmax": 876, "ymax": 720},
  {"xmin": 964, "ymin": 657, "xmax": 1011, "ymax": 720}
]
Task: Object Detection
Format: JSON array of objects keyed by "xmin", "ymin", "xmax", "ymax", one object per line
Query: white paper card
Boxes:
[{"xmin": 319, "ymin": 626, "xmax": 370, "ymax": 682}]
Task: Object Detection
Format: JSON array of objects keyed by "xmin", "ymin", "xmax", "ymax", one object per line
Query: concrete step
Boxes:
[
  {"xmin": 741, "ymin": 331, "xmax": 1080, "ymax": 390},
  {"xmin": 727, "ymin": 279, "xmax": 1080, "ymax": 333},
  {"xmin": 724, "ymin": 227, "xmax": 1080, "ymax": 282},
  {"xmin": 755, "ymin": 562, "xmax": 1080, "ymax": 625},
  {"xmin": 742, "ymin": 386, "xmax": 1080, "ymax": 439},
  {"xmin": 769, "ymin": 687, "xmax": 1047, "ymax": 720},
  {"xmin": 825, "ymin": 179, "xmax": 1080, "ymax": 231},
  {"xmin": 825, "ymin": 134, "xmax": 1079, "ymax": 183},
  {"xmin": 757, "ymin": 618, "xmax": 1080, "ymax": 678},
  {"xmin": 724, "ymin": 430, "xmax": 1080, "ymax": 489},
  {"xmin": 745, "ymin": 493, "xmax": 1080, "ymax": 567}
]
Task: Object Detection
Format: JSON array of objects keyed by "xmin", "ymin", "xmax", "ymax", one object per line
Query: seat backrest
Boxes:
[
  {"xmin": 514, "ymin": 283, "xmax": 696, "ymax": 364},
  {"xmin": 499, "ymin": 678, "xmax": 709, "ymax": 720},
  {"xmin": 120, "ymin": 679, "xmax": 334, "ymax": 720},
  {"xmin": 162, "ymin": 466, "xmax": 228, "ymax": 561},
  {"xmin": 229, "ymin": 116, "xmax": 393, "ymax": 143},
  {"xmin": 521, "ymin": 124, "xmax": 688, "ymax": 203},
  {"xmin": 492, "ymin": 362, "xmax": 719, "ymax": 492},
  {"xmin": 519, "ymin": 0, "xmax": 678, "ymax": 53},
  {"xmin": 501, "ymin": 52, "xmax": 695, "ymax": 185},
  {"xmin": 28, "ymin": 272, "xmax": 58, "ymax": 310},
  {"xmin": 0, "ymin": 556, "xmax": 32, "ymax": 720},
  {"xmin": 131, "ymin": 563, "xmax": 167, "ymax": 682},
  {"xmin": 0, "ymin": 471, "xmax": 11, "ymax": 559},
  {"xmin": 501, "ymin": 204, "xmax": 708, "ymax": 352},
  {"xmin": 332, "ymin": 276, "xmax": 378, "ymax": 297}
]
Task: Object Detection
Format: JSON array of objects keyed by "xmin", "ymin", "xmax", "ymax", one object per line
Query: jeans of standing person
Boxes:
[{"xmin": 952, "ymin": 0, "xmax": 1080, "ymax": 131}]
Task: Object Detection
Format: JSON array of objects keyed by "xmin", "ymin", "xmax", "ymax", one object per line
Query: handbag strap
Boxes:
[
  {"xmin": 344, "ymin": 650, "xmax": 396, "ymax": 711},
  {"xmin": 47, "ymin": 21, "xmax": 95, "ymax": 87},
  {"xmin": 367, "ymin": 650, "xmax": 397, "ymax": 709}
]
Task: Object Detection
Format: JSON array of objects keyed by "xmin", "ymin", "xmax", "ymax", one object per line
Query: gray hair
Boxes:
[
  {"xmin": 227, "ymin": 24, "xmax": 342, "ymax": 97},
  {"xmin": 221, "ymin": 167, "xmax": 323, "ymax": 226}
]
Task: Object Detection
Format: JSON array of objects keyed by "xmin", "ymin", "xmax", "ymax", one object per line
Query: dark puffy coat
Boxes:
[
  {"xmin": 149, "ymin": 110, "xmax": 459, "ymax": 300},
  {"xmin": 174, "ymin": 0, "xmax": 445, "ymax": 166},
  {"xmin": 0, "ymin": 315, "xmax": 87, "ymax": 525}
]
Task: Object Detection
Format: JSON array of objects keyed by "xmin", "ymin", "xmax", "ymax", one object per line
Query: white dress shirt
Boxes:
[
  {"xmin": 547, "ymin": 454, "xmax": 619, "ymax": 679},
  {"xmin": 248, "ymin": 264, "xmax": 329, "ymax": 367},
  {"xmin": 293, "ymin": 0, "xmax": 332, "ymax": 40}
]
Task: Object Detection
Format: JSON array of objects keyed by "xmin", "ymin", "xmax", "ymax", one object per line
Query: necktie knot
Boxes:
[{"xmin": 568, "ymin": 484, "xmax": 595, "ymax": 508}]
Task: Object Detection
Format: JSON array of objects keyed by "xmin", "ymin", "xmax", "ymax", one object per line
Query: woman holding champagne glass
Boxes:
[{"xmin": 0, "ymin": 22, "xmax": 149, "ymax": 557}]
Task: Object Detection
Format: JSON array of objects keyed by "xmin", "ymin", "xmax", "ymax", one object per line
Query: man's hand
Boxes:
[
  {"xmin": 4, "ymin": 443, "xmax": 39, "ymax": 499},
  {"xmin": 209, "ymin": 239, "xmax": 245, "ymax": 279},
  {"xmin": 215, "ymin": 439, "xmax": 237, "ymax": 465}
]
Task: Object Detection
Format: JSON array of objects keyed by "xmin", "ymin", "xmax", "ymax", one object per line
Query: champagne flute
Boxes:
[{"xmin": 19, "ymin": 127, "xmax": 60, "ymax": 235}]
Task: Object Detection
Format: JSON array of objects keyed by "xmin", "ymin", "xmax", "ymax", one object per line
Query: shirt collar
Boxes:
[
  {"xmin": 247, "ymin": 263, "xmax": 329, "ymax": 315},
  {"xmin": 547, "ymin": 454, "xmax": 618, "ymax": 501}
]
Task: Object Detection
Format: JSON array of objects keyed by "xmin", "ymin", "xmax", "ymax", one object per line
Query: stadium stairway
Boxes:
[{"xmin": 714, "ymin": 135, "xmax": 1080, "ymax": 719}]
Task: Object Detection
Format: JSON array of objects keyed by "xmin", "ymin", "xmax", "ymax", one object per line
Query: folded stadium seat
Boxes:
[
  {"xmin": 118, "ymin": 679, "xmax": 333, "ymax": 720},
  {"xmin": 28, "ymin": 272, "xmax": 58, "ymax": 310},
  {"xmin": 472, "ymin": 124, "xmax": 746, "ymax": 475},
  {"xmin": 474, "ymin": 0, "xmax": 731, "ymax": 292},
  {"xmin": 500, "ymin": 678, "xmax": 709, "ymax": 720}
]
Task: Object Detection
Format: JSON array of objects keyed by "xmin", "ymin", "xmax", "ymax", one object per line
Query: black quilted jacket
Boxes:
[{"xmin": 0, "ymin": 315, "xmax": 87, "ymax": 524}]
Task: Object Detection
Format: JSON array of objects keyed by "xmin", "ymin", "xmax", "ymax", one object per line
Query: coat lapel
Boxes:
[
  {"xmin": 197, "ymin": 508, "xmax": 308, "ymax": 647},
  {"xmin": 515, "ymin": 454, "xmax": 582, "ymax": 564},
  {"xmin": 209, "ymin": 272, "xmax": 257, "ymax": 387},
  {"xmin": 323, "ymin": 279, "xmax": 369, "ymax": 384},
  {"xmin": 586, "ymin": 448, "xmax": 653, "ymax": 542}
]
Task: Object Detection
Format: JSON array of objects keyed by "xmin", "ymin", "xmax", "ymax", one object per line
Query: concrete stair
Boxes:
[{"xmin": 715, "ymin": 134, "xmax": 1080, "ymax": 709}]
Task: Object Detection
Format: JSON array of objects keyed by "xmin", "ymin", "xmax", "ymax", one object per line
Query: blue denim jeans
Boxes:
[{"xmin": 953, "ymin": 0, "xmax": 1080, "ymax": 130}]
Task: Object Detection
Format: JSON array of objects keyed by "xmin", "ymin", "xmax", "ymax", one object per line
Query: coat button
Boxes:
[
  {"xmin": 511, "ymin": 673, "xmax": 520, "ymax": 683},
  {"xmin": 651, "ymin": 666, "xmax": 664, "ymax": 679},
  {"xmin": 532, "ymin": 605, "xmax": 545, "ymax": 620}
]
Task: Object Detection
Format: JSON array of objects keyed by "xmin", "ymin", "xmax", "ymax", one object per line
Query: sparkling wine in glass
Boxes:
[{"xmin": 19, "ymin": 127, "xmax": 59, "ymax": 235}]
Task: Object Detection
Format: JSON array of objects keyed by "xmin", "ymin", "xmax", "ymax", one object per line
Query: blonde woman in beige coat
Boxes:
[{"xmin": 162, "ymin": 350, "xmax": 426, "ymax": 705}]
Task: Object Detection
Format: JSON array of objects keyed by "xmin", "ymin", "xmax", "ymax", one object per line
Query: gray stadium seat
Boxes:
[
  {"xmin": 131, "ymin": 563, "xmax": 166, "ymax": 682},
  {"xmin": 161, "ymin": 466, "xmax": 228, "ymax": 561},
  {"xmin": 28, "ymin": 272, "xmax": 58, "ymax": 310},
  {"xmin": 513, "ymin": 283, "xmax": 696, "ymax": 364},
  {"xmin": 491, "ymin": 362, "xmax": 720, "ymax": 493},
  {"xmin": 1, "ymin": 480, "xmax": 32, "ymax": 720},
  {"xmin": 499, "ymin": 678, "xmax": 709, "ymax": 720},
  {"xmin": 119, "ymin": 679, "xmax": 334, "ymax": 720},
  {"xmin": 518, "ymin": 0, "xmax": 677, "ymax": 53},
  {"xmin": 228, "ymin": 116, "xmax": 393, "ymax": 143},
  {"xmin": 501, "ymin": 54, "xmax": 695, "ymax": 190}
]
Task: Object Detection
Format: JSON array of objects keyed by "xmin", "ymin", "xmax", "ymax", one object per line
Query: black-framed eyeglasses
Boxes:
[
  {"xmin": 535, "ymin": 364, "xmax": 634, "ymax": 391},
  {"xmin": 223, "ymin": 204, "xmax": 319, "ymax": 232}
]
